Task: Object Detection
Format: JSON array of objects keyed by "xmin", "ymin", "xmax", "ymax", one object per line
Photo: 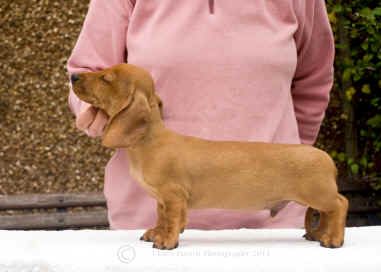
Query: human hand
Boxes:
[{"xmin": 76, "ymin": 102, "xmax": 108, "ymax": 137}]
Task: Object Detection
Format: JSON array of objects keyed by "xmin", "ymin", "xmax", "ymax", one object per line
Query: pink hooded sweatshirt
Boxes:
[{"xmin": 67, "ymin": 0, "xmax": 334, "ymax": 229}]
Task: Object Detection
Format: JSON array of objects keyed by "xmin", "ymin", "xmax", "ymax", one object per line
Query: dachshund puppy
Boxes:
[{"xmin": 71, "ymin": 63, "xmax": 348, "ymax": 250}]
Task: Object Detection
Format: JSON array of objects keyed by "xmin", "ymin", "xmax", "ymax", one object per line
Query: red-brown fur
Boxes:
[{"xmin": 72, "ymin": 63, "xmax": 348, "ymax": 250}]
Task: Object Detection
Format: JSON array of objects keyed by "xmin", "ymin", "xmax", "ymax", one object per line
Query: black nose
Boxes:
[{"xmin": 71, "ymin": 73, "xmax": 80, "ymax": 84}]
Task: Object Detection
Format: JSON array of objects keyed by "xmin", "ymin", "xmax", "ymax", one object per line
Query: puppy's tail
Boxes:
[{"xmin": 304, "ymin": 207, "xmax": 314, "ymax": 233}]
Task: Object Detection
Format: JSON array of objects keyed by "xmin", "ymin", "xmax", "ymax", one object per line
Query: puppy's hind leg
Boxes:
[
  {"xmin": 306, "ymin": 193, "xmax": 348, "ymax": 248},
  {"xmin": 318, "ymin": 193, "xmax": 348, "ymax": 248},
  {"xmin": 303, "ymin": 207, "xmax": 328, "ymax": 242}
]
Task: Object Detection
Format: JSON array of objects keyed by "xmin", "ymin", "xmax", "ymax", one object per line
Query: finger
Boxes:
[
  {"xmin": 76, "ymin": 105, "xmax": 97, "ymax": 131},
  {"xmin": 87, "ymin": 109, "xmax": 109, "ymax": 137},
  {"xmin": 87, "ymin": 109, "xmax": 107, "ymax": 137}
]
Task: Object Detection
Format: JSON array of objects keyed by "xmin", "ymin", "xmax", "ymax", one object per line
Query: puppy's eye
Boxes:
[
  {"xmin": 101, "ymin": 72, "xmax": 115, "ymax": 83},
  {"xmin": 100, "ymin": 75, "xmax": 110, "ymax": 83}
]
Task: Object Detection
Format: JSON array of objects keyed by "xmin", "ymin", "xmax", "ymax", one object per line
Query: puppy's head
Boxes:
[{"xmin": 71, "ymin": 63, "xmax": 163, "ymax": 148}]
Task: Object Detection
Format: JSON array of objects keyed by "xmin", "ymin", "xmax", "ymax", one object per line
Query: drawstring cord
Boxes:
[{"xmin": 209, "ymin": 0, "xmax": 214, "ymax": 14}]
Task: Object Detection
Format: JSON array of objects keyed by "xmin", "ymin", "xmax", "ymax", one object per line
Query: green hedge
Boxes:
[{"xmin": 325, "ymin": 0, "xmax": 381, "ymax": 187}]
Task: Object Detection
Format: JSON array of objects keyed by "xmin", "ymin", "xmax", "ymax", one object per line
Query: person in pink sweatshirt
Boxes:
[{"xmin": 67, "ymin": 0, "xmax": 334, "ymax": 230}]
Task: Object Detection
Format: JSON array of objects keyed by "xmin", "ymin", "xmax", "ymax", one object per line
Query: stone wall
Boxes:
[{"xmin": 0, "ymin": 0, "xmax": 112, "ymax": 194}]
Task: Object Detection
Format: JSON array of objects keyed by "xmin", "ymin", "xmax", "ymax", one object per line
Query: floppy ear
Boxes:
[{"xmin": 102, "ymin": 91, "xmax": 151, "ymax": 148}]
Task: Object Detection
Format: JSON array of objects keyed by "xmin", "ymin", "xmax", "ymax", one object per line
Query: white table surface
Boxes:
[{"xmin": 0, "ymin": 226, "xmax": 380, "ymax": 272}]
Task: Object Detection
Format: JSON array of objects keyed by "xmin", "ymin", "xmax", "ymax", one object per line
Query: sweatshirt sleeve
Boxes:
[
  {"xmin": 291, "ymin": 0, "xmax": 335, "ymax": 145},
  {"xmin": 67, "ymin": 0, "xmax": 132, "ymax": 117}
]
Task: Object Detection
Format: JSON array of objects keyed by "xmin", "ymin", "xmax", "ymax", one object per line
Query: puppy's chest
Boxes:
[{"xmin": 129, "ymin": 163, "xmax": 159, "ymax": 200}]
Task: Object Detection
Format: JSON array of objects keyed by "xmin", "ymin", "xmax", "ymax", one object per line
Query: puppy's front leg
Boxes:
[
  {"xmin": 140, "ymin": 203, "xmax": 166, "ymax": 242},
  {"xmin": 152, "ymin": 198, "xmax": 187, "ymax": 250}
]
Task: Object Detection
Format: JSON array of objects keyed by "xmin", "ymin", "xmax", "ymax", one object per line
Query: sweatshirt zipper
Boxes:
[{"xmin": 209, "ymin": 0, "xmax": 214, "ymax": 14}]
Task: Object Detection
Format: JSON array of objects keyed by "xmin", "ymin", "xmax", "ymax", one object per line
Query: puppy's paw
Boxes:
[
  {"xmin": 303, "ymin": 233, "xmax": 315, "ymax": 241},
  {"xmin": 319, "ymin": 233, "xmax": 344, "ymax": 248},
  {"xmin": 303, "ymin": 230, "xmax": 324, "ymax": 242},
  {"xmin": 153, "ymin": 240, "xmax": 179, "ymax": 250},
  {"xmin": 152, "ymin": 232, "xmax": 179, "ymax": 250},
  {"xmin": 140, "ymin": 228, "xmax": 159, "ymax": 242}
]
